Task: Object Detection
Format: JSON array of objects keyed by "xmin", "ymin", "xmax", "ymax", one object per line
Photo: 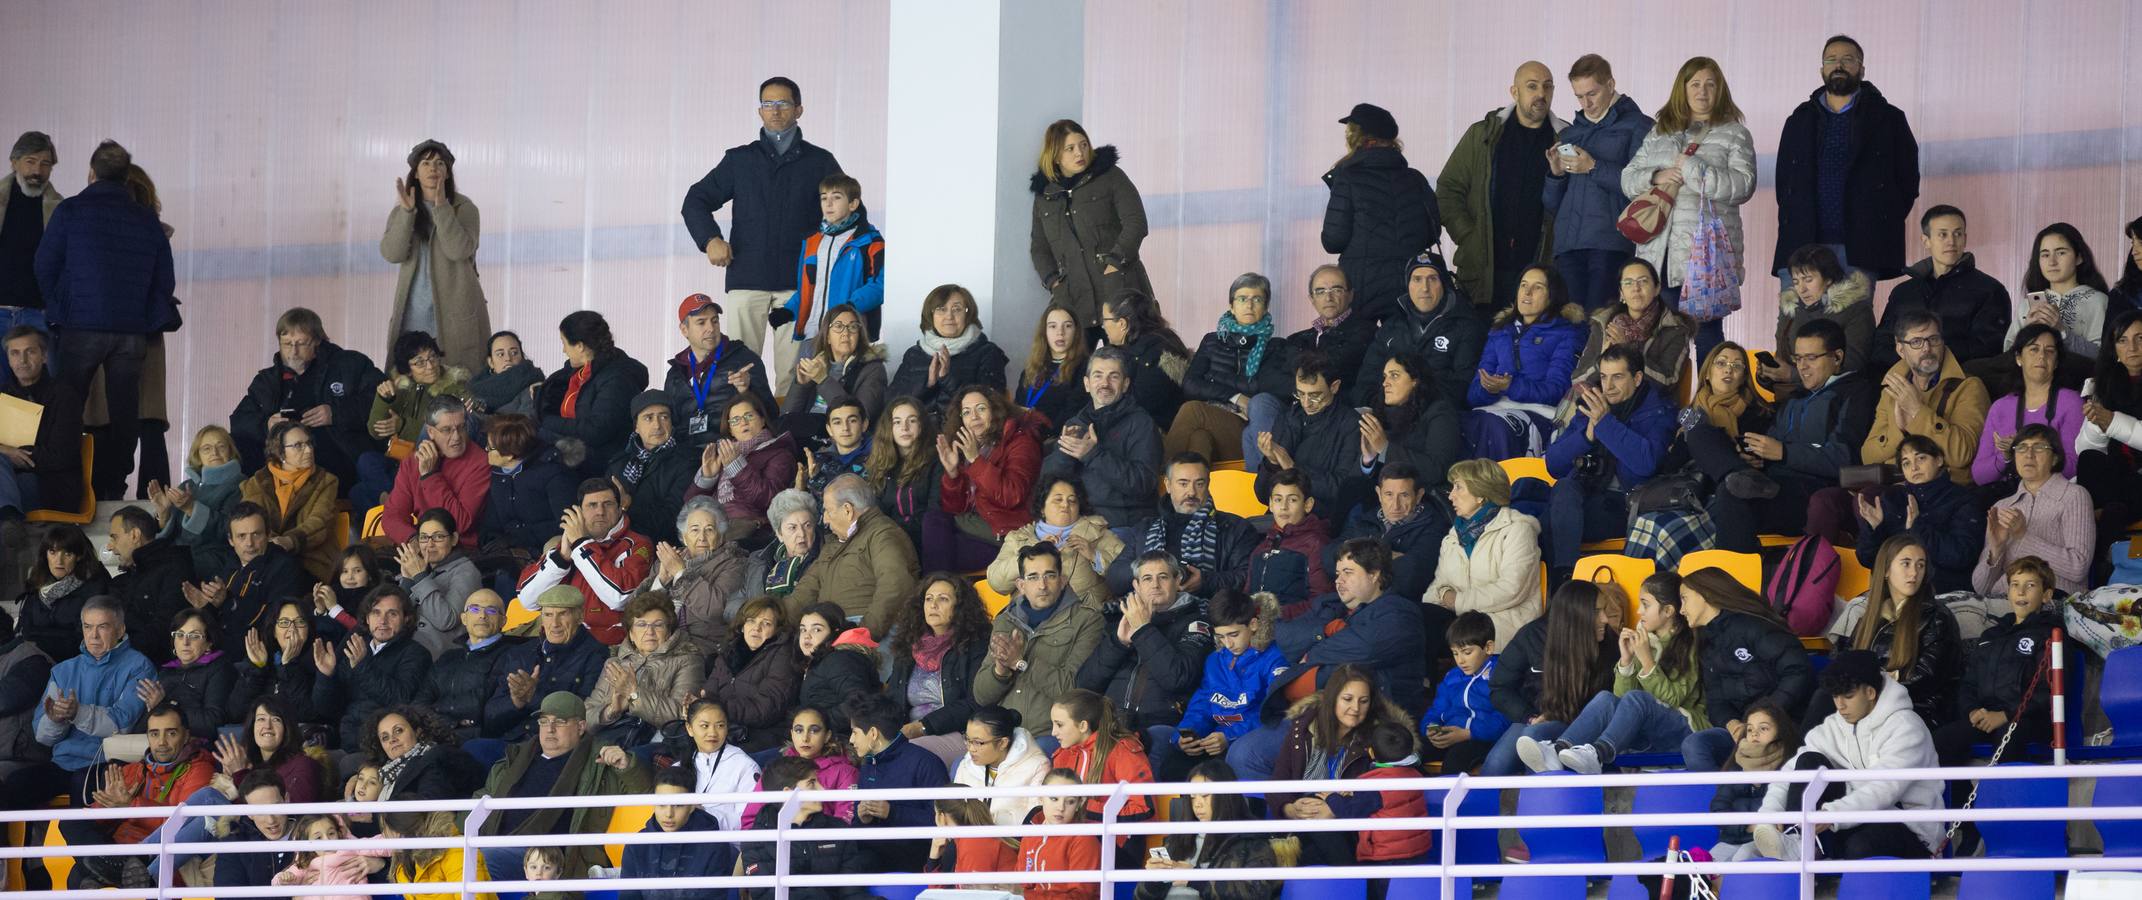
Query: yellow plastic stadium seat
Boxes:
[
  {"xmin": 1497, "ymin": 457, "xmax": 1553, "ymax": 487},
  {"xmin": 976, "ymin": 578, "xmax": 1012, "ymax": 618},
  {"xmin": 1679, "ymin": 549, "xmax": 1761, "ymax": 592},
  {"xmin": 1800, "ymin": 636, "xmax": 1833, "ymax": 653},
  {"xmin": 1835, "ymin": 550, "xmax": 1871, "ymax": 601},
  {"xmin": 606, "ymin": 804, "xmax": 653, "ymax": 866},
  {"xmin": 26, "ymin": 435, "xmax": 94, "ymax": 524},
  {"xmin": 1674, "ymin": 356, "xmax": 1695, "ymax": 408},
  {"xmin": 1578, "ymin": 537, "xmax": 1628, "ymax": 553},
  {"xmin": 1210, "ymin": 458, "xmax": 1247, "ymax": 472},
  {"xmin": 40, "ymin": 813, "xmax": 72, "ymax": 890},
  {"xmin": 1210, "ymin": 469, "xmax": 1266, "ymax": 518},
  {"xmin": 362, "ymin": 505, "xmax": 385, "ymax": 540},
  {"xmin": 1575, "ymin": 554, "xmax": 1657, "ymax": 625},
  {"xmin": 504, "ymin": 601, "xmax": 538, "ymax": 631},
  {"xmin": 1746, "ymin": 348, "xmax": 1776, "ymax": 403},
  {"xmin": 329, "ymin": 510, "xmax": 351, "ymax": 556}
]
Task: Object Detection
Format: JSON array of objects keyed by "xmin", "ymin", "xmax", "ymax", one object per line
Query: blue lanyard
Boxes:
[
  {"xmin": 1022, "ymin": 366, "xmax": 1055, "ymax": 408},
  {"xmin": 687, "ymin": 341, "xmax": 726, "ymax": 410}
]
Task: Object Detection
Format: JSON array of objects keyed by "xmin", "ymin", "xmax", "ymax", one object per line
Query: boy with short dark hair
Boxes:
[
  {"xmin": 620, "ymin": 767, "xmax": 732, "ymax": 900},
  {"xmin": 1419, "ymin": 610, "xmax": 1507, "ymax": 774},
  {"xmin": 1347, "ymin": 721, "xmax": 1431, "ymax": 872},
  {"xmin": 1754, "ymin": 650, "xmax": 1942, "ymax": 861},
  {"xmin": 742, "ymin": 757, "xmax": 874, "ymax": 900},
  {"xmin": 1155, "ymin": 590, "xmax": 1289, "ymax": 780},
  {"xmin": 774, "ymin": 172, "xmax": 884, "ymax": 396}
]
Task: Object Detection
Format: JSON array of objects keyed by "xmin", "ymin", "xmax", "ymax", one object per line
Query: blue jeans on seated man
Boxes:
[
  {"xmin": 1224, "ymin": 722, "xmax": 1285, "ymax": 782},
  {"xmin": 1557, "ymin": 249, "xmax": 1631, "ymax": 313},
  {"xmin": 0, "ymin": 455, "xmax": 39, "ymax": 514},
  {"xmin": 1240, "ymin": 393, "xmax": 1288, "ymax": 471},
  {"xmin": 1547, "ymin": 477, "xmax": 1629, "ymax": 571},
  {"xmin": 1681, "ymin": 727, "xmax": 1736, "ymax": 772},
  {"xmin": 1482, "ymin": 720, "xmax": 1567, "ymax": 777},
  {"xmin": 1554, "ymin": 690, "xmax": 1694, "ymax": 764},
  {"xmin": 138, "ymin": 785, "xmax": 227, "ymax": 876}
]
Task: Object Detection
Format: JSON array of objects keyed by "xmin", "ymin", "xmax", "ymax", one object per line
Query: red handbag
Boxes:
[{"xmin": 1614, "ymin": 130, "xmax": 1705, "ymax": 243}]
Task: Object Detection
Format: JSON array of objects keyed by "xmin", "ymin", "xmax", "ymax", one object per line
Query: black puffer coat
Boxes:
[
  {"xmin": 1955, "ymin": 606, "xmax": 2060, "ymax": 734},
  {"xmin": 1029, "ymin": 145, "xmax": 1155, "ymax": 326},
  {"xmin": 1852, "ymin": 594, "xmax": 1964, "ymax": 725},
  {"xmin": 538, "ymin": 347, "xmax": 651, "ymax": 476},
  {"xmin": 1254, "ymin": 400, "xmax": 1366, "ymax": 519},
  {"xmin": 607, "ymin": 437, "xmax": 697, "ymax": 546},
  {"xmin": 230, "ymin": 343, "xmax": 385, "ymax": 495},
  {"xmin": 1183, "ymin": 328, "xmax": 1295, "ymax": 404},
  {"xmin": 1696, "ymin": 609, "xmax": 1815, "ymax": 729},
  {"xmin": 111, "ymin": 537, "xmax": 195, "ymax": 664},
  {"xmin": 17, "ymin": 570, "xmax": 112, "ymax": 662},
  {"xmin": 230, "ymin": 654, "xmax": 325, "ymax": 729},
  {"xmin": 1357, "ymin": 272, "xmax": 1486, "ymax": 405},
  {"xmin": 700, "ymin": 632, "xmax": 804, "ymax": 753},
  {"xmin": 421, "ymin": 635, "xmax": 527, "ymax": 741},
  {"xmin": 1321, "ymin": 145, "xmax": 1442, "ymax": 323},
  {"xmin": 1119, "ymin": 332, "xmax": 1189, "ymax": 429},
  {"xmin": 798, "ymin": 646, "xmax": 881, "ymax": 735},
  {"xmin": 885, "ymin": 336, "xmax": 1011, "ymax": 420},
  {"xmin": 159, "ymin": 651, "xmax": 240, "ymax": 736}
]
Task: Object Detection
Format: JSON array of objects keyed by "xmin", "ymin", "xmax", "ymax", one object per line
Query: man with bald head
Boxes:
[{"xmin": 1438, "ymin": 61, "xmax": 1569, "ymax": 310}]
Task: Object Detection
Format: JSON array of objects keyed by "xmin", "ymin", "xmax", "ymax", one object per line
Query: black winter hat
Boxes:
[
  {"xmin": 630, "ymin": 389, "xmax": 672, "ymax": 419},
  {"xmin": 1340, "ymin": 103, "xmax": 1399, "ymax": 141},
  {"xmin": 406, "ymin": 139, "xmax": 455, "ymax": 168}
]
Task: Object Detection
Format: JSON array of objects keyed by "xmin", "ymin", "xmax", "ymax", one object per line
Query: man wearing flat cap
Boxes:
[
  {"xmin": 486, "ymin": 585, "xmax": 608, "ymax": 743},
  {"xmin": 1322, "ymin": 103, "xmax": 1441, "ymax": 325},
  {"xmin": 1437, "ymin": 61, "xmax": 1569, "ymax": 310},
  {"xmin": 605, "ymin": 389, "xmax": 695, "ymax": 545},
  {"xmin": 474, "ymin": 689, "xmax": 650, "ymax": 881}
]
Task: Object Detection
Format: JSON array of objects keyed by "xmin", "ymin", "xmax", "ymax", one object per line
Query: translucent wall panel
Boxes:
[{"xmin": 0, "ymin": 0, "xmax": 887, "ymax": 467}]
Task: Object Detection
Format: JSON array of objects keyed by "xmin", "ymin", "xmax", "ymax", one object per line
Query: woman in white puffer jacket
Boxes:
[{"xmin": 1622, "ymin": 56, "xmax": 1758, "ymax": 362}]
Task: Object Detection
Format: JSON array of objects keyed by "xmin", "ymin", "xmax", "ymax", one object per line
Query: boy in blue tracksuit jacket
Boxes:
[
  {"xmin": 779, "ymin": 173, "xmax": 885, "ymax": 352},
  {"xmin": 1420, "ymin": 611, "xmax": 1508, "ymax": 774},
  {"xmin": 622, "ymin": 769, "xmax": 736, "ymax": 900},
  {"xmin": 1154, "ymin": 591, "xmax": 1289, "ymax": 781}
]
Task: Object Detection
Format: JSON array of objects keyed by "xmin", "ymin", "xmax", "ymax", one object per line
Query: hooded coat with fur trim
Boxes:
[
  {"xmin": 1775, "ymin": 269, "xmax": 1875, "ymax": 376},
  {"xmin": 1030, "ymin": 145, "xmax": 1153, "ymax": 326}
]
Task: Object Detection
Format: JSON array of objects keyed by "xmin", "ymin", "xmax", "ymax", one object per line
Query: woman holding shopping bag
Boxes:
[{"xmin": 1622, "ymin": 57, "xmax": 1756, "ymax": 364}]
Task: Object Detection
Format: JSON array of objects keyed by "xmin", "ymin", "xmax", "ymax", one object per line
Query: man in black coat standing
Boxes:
[
  {"xmin": 229, "ymin": 308, "xmax": 385, "ymax": 498},
  {"xmin": 680, "ymin": 76, "xmax": 841, "ymax": 379},
  {"xmin": 1772, "ymin": 35, "xmax": 1920, "ymax": 283},
  {"xmin": 1321, "ymin": 104, "xmax": 1440, "ymax": 325}
]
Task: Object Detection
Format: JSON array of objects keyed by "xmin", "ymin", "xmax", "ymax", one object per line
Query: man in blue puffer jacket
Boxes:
[
  {"xmin": 33, "ymin": 140, "xmax": 178, "ymax": 500},
  {"xmin": 1543, "ymin": 344, "xmax": 1681, "ymax": 575},
  {"xmin": 1542, "ymin": 55, "xmax": 1654, "ymax": 310}
]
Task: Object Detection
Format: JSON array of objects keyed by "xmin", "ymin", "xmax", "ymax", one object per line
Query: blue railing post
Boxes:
[
  {"xmin": 1439, "ymin": 775, "xmax": 1468, "ymax": 900},
  {"xmin": 155, "ymin": 801, "xmax": 183, "ymax": 900},
  {"xmin": 464, "ymin": 797, "xmax": 491, "ymax": 900},
  {"xmin": 1100, "ymin": 783, "xmax": 1129, "ymax": 898},
  {"xmin": 1798, "ymin": 768, "xmax": 1826, "ymax": 900},
  {"xmin": 775, "ymin": 788, "xmax": 799, "ymax": 900}
]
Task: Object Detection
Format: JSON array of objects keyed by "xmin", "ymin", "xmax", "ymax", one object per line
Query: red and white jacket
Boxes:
[{"xmin": 516, "ymin": 514, "xmax": 653, "ymax": 645}]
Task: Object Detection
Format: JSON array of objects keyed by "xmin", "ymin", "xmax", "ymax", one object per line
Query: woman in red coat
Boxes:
[{"xmin": 930, "ymin": 385, "xmax": 1043, "ymax": 570}]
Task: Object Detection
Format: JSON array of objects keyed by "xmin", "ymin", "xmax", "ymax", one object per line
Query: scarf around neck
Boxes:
[
  {"xmin": 267, "ymin": 460, "xmax": 313, "ymax": 515},
  {"xmin": 1698, "ymin": 389, "xmax": 1751, "ymax": 436},
  {"xmin": 1454, "ymin": 503, "xmax": 1500, "ymax": 555},
  {"xmin": 717, "ymin": 429, "xmax": 779, "ymax": 509},
  {"xmin": 916, "ymin": 324, "xmax": 982, "ymax": 359},
  {"xmin": 40, "ymin": 574, "xmax": 83, "ymax": 603},
  {"xmin": 821, "ymin": 210, "xmax": 862, "ymax": 235},
  {"xmin": 1147, "ymin": 505, "xmax": 1220, "ymax": 571},
  {"xmin": 622, "ymin": 434, "xmax": 674, "ymax": 486},
  {"xmin": 1216, "ymin": 313, "xmax": 1276, "ymax": 378},
  {"xmin": 912, "ymin": 631, "xmax": 955, "ymax": 673},
  {"xmin": 1734, "ymin": 739, "xmax": 1784, "ymax": 772},
  {"xmin": 378, "ymin": 742, "xmax": 435, "ymax": 799}
]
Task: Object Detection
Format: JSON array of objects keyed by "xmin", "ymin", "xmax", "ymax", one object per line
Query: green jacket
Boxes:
[
  {"xmin": 472, "ymin": 733, "xmax": 651, "ymax": 872},
  {"xmin": 971, "ymin": 590, "xmax": 1106, "ymax": 729},
  {"xmin": 1613, "ymin": 628, "xmax": 1709, "ymax": 732},
  {"xmin": 366, "ymin": 368, "xmax": 472, "ymax": 444},
  {"xmin": 1436, "ymin": 105, "xmax": 1568, "ymax": 306}
]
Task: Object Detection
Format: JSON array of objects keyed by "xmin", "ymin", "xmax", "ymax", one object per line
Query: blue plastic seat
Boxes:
[
  {"xmin": 876, "ymin": 886, "xmax": 926, "ymax": 900},
  {"xmin": 1836, "ymin": 862, "xmax": 1931, "ymax": 900},
  {"xmin": 1629, "ymin": 779, "xmax": 1722, "ymax": 860},
  {"xmin": 2097, "ymin": 775, "xmax": 2142, "ymax": 857},
  {"xmin": 1958, "ymin": 870, "xmax": 2056, "ymax": 900},
  {"xmin": 1514, "ymin": 771, "xmax": 1605, "ymax": 865},
  {"xmin": 1972, "ymin": 765, "xmax": 2069, "ymax": 858},
  {"xmin": 1482, "ymin": 875, "xmax": 1587, "ymax": 898},
  {"xmin": 1716, "ymin": 870, "xmax": 1799, "ymax": 900},
  {"xmin": 1425, "ymin": 787, "xmax": 1501, "ymax": 869},
  {"xmin": 1277, "ymin": 872, "xmax": 1365, "ymax": 900},
  {"xmin": 2085, "ymin": 646, "xmax": 2142, "ymax": 758}
]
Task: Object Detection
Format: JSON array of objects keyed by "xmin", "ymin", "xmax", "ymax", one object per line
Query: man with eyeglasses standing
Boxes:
[
  {"xmin": 1259, "ymin": 265, "xmax": 1378, "ymax": 434},
  {"xmin": 681, "ymin": 77, "xmax": 842, "ymax": 362},
  {"xmin": 380, "ymin": 399, "xmax": 490, "ymax": 547},
  {"xmin": 420, "ymin": 589, "xmax": 526, "ymax": 743},
  {"xmin": 1861, "ymin": 309, "xmax": 1989, "ymax": 484}
]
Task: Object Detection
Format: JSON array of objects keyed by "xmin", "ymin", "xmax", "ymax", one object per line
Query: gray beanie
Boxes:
[
  {"xmin": 406, "ymin": 139, "xmax": 454, "ymax": 168},
  {"xmin": 10, "ymin": 131, "xmax": 53, "ymax": 161}
]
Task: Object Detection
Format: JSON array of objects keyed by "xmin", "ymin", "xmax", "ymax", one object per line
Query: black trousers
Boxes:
[
  {"xmin": 56, "ymin": 329, "xmax": 147, "ymax": 499},
  {"xmin": 1782, "ymin": 752, "xmax": 1932, "ymax": 860}
]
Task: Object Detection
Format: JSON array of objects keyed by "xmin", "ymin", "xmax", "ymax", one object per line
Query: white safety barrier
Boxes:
[{"xmin": 4, "ymin": 763, "xmax": 2141, "ymax": 900}]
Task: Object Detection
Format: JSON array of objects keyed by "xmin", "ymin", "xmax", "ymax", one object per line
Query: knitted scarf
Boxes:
[
  {"xmin": 377, "ymin": 742, "xmax": 435, "ymax": 800},
  {"xmin": 1734, "ymin": 738, "xmax": 1784, "ymax": 772},
  {"xmin": 39, "ymin": 574, "xmax": 82, "ymax": 603},
  {"xmin": 1454, "ymin": 503, "xmax": 1500, "ymax": 556},
  {"xmin": 621, "ymin": 434, "xmax": 673, "ymax": 486},
  {"xmin": 267, "ymin": 461, "xmax": 313, "ymax": 517},
  {"xmin": 821, "ymin": 209, "xmax": 862, "ymax": 235},
  {"xmin": 916, "ymin": 323, "xmax": 982, "ymax": 359},
  {"xmin": 1216, "ymin": 312, "xmax": 1277, "ymax": 379},
  {"xmin": 764, "ymin": 542, "xmax": 819, "ymax": 597},
  {"xmin": 1606, "ymin": 301, "xmax": 1664, "ymax": 347},
  {"xmin": 1145, "ymin": 505, "xmax": 1219, "ymax": 571},
  {"xmin": 716, "ymin": 429, "xmax": 778, "ymax": 509},
  {"xmin": 911, "ymin": 631, "xmax": 955, "ymax": 674},
  {"xmin": 1698, "ymin": 390, "xmax": 1751, "ymax": 436}
]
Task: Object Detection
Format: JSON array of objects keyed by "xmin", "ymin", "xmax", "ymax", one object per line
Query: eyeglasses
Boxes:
[
  {"xmin": 828, "ymin": 321, "xmax": 861, "ymax": 334},
  {"xmin": 464, "ymin": 604, "xmax": 504, "ymax": 616},
  {"xmin": 1309, "ymin": 286, "xmax": 1349, "ymax": 297},
  {"xmin": 1822, "ymin": 55, "xmax": 1862, "ymax": 67},
  {"xmin": 759, "ymin": 100, "xmax": 796, "ymax": 111},
  {"xmin": 274, "ymin": 617, "xmax": 306, "ymax": 628},
  {"xmin": 1618, "ymin": 277, "xmax": 1656, "ymax": 287},
  {"xmin": 1898, "ymin": 334, "xmax": 1944, "ymax": 351},
  {"xmin": 630, "ymin": 619, "xmax": 670, "ymax": 632},
  {"xmin": 282, "ymin": 440, "xmax": 314, "ymax": 452},
  {"xmin": 415, "ymin": 532, "xmax": 454, "ymax": 544},
  {"xmin": 728, "ymin": 412, "xmax": 760, "ymax": 425},
  {"xmin": 171, "ymin": 630, "xmax": 208, "ymax": 642},
  {"xmin": 1790, "ymin": 352, "xmax": 1839, "ymax": 364},
  {"xmin": 407, "ymin": 354, "xmax": 442, "ymax": 368},
  {"xmin": 964, "ymin": 736, "xmax": 1007, "ymax": 748},
  {"xmin": 2012, "ymin": 442, "xmax": 2056, "ymax": 457}
]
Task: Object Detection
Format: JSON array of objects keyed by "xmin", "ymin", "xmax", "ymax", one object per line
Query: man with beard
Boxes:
[
  {"xmin": 0, "ymin": 132, "xmax": 60, "ymax": 343},
  {"xmin": 1860, "ymin": 309, "xmax": 1989, "ymax": 483},
  {"xmin": 1438, "ymin": 61, "xmax": 1567, "ymax": 310},
  {"xmin": 1107, "ymin": 454, "xmax": 1256, "ymax": 599},
  {"xmin": 1773, "ymin": 34, "xmax": 1921, "ymax": 284}
]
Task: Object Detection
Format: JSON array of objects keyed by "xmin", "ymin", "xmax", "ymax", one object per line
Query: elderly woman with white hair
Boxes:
[
  {"xmin": 744, "ymin": 489, "xmax": 823, "ymax": 604},
  {"xmin": 626, "ymin": 495, "xmax": 751, "ymax": 649}
]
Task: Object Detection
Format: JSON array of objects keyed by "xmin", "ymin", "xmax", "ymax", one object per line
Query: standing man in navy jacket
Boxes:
[
  {"xmin": 34, "ymin": 140, "xmax": 177, "ymax": 500},
  {"xmin": 1542, "ymin": 345, "xmax": 1678, "ymax": 576},
  {"xmin": 1772, "ymin": 35, "xmax": 1920, "ymax": 284},
  {"xmin": 681, "ymin": 77, "xmax": 842, "ymax": 363}
]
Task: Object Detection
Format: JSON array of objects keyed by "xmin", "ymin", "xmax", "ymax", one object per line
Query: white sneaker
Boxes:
[
  {"xmin": 1516, "ymin": 736, "xmax": 1563, "ymax": 772},
  {"xmin": 1558, "ymin": 743, "xmax": 1603, "ymax": 775},
  {"xmin": 1751, "ymin": 824, "xmax": 1801, "ymax": 860}
]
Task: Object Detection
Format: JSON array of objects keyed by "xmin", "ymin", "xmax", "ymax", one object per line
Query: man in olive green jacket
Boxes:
[
  {"xmin": 1437, "ymin": 61, "xmax": 1570, "ymax": 310},
  {"xmin": 786, "ymin": 473, "xmax": 919, "ymax": 638},
  {"xmin": 473, "ymin": 692, "xmax": 651, "ymax": 879}
]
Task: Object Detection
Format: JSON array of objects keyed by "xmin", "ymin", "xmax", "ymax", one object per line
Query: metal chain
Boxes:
[{"xmin": 1943, "ymin": 649, "xmax": 2055, "ymax": 845}]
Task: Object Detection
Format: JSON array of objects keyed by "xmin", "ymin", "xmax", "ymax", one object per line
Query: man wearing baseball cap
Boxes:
[
  {"xmin": 474, "ymin": 689, "xmax": 650, "ymax": 881},
  {"xmin": 662, "ymin": 293, "xmax": 774, "ymax": 451}
]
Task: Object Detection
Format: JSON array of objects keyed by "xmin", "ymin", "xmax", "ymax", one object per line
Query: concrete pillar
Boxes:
[{"xmin": 881, "ymin": 0, "xmax": 1084, "ymax": 372}]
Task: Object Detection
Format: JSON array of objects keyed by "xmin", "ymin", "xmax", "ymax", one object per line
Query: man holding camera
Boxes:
[{"xmin": 1541, "ymin": 344, "xmax": 1678, "ymax": 577}]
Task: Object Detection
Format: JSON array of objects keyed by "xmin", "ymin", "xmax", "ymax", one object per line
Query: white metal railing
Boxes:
[{"xmin": 3, "ymin": 763, "xmax": 2141, "ymax": 900}]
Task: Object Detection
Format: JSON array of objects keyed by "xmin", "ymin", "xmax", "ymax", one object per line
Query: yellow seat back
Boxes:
[
  {"xmin": 1210, "ymin": 469, "xmax": 1266, "ymax": 518},
  {"xmin": 1679, "ymin": 549, "xmax": 1762, "ymax": 592}
]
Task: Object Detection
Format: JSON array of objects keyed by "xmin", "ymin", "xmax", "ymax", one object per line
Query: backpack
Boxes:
[{"xmin": 1765, "ymin": 535, "xmax": 1839, "ymax": 638}]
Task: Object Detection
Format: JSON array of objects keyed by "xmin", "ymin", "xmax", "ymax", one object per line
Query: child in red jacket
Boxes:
[
  {"xmin": 928, "ymin": 798, "xmax": 1021, "ymax": 887},
  {"xmin": 1334, "ymin": 721, "xmax": 1433, "ymax": 899},
  {"xmin": 1020, "ymin": 770, "xmax": 1101, "ymax": 900},
  {"xmin": 1049, "ymin": 689, "xmax": 1156, "ymax": 822}
]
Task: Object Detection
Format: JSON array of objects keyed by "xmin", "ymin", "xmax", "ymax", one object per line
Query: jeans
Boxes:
[
  {"xmin": 1558, "ymin": 690, "xmax": 1693, "ymax": 761},
  {"xmin": 1224, "ymin": 722, "xmax": 1285, "ymax": 781},
  {"xmin": 55, "ymin": 329, "xmax": 147, "ymax": 498},
  {"xmin": 1660, "ymin": 283, "xmax": 1727, "ymax": 370},
  {"xmin": 1681, "ymin": 727, "xmax": 1735, "ymax": 772},
  {"xmin": 0, "ymin": 455, "xmax": 39, "ymax": 513},
  {"xmin": 1546, "ymin": 478, "xmax": 1628, "ymax": 571},
  {"xmin": 480, "ymin": 846, "xmax": 526, "ymax": 882},
  {"xmin": 0, "ymin": 307, "xmax": 53, "ymax": 385},
  {"xmin": 1557, "ymin": 249, "xmax": 1631, "ymax": 313},
  {"xmin": 1482, "ymin": 720, "xmax": 1567, "ymax": 776},
  {"xmin": 1241, "ymin": 393, "xmax": 1288, "ymax": 470},
  {"xmin": 142, "ymin": 785, "xmax": 228, "ymax": 875}
]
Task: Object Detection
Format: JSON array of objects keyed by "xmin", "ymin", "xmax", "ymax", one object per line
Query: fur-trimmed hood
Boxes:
[
  {"xmin": 1778, "ymin": 269, "xmax": 1872, "ymax": 318},
  {"xmin": 393, "ymin": 366, "xmax": 472, "ymax": 397},
  {"xmin": 1280, "ymin": 686, "xmax": 1412, "ymax": 733},
  {"xmin": 1030, "ymin": 144, "xmax": 1122, "ymax": 195},
  {"xmin": 1490, "ymin": 299, "xmax": 1590, "ymax": 330},
  {"xmin": 1245, "ymin": 591, "xmax": 1283, "ymax": 650}
]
